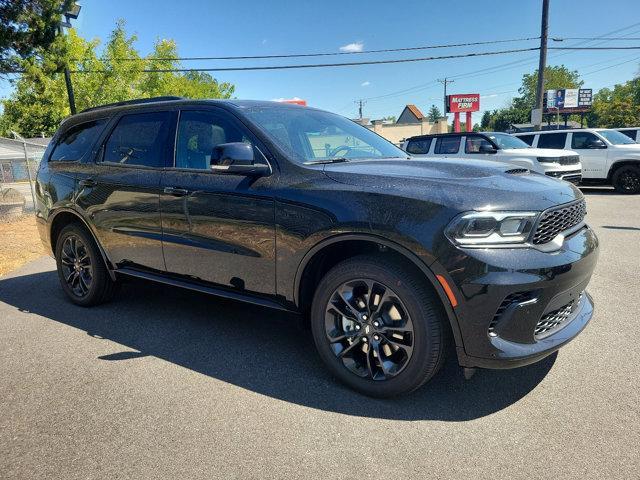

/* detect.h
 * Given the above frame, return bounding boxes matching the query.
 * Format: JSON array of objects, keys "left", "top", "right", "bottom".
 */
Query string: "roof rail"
[{"left": 80, "top": 96, "right": 185, "bottom": 114}]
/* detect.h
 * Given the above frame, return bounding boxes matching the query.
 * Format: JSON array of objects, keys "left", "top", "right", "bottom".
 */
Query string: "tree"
[
  {"left": 480, "top": 65, "right": 583, "bottom": 131},
  {"left": 381, "top": 115, "right": 396, "bottom": 123},
  {"left": 427, "top": 104, "right": 442, "bottom": 122},
  {"left": 0, "top": 0, "right": 74, "bottom": 75},
  {"left": 0, "top": 20, "right": 235, "bottom": 137},
  {"left": 587, "top": 78, "right": 640, "bottom": 127}
]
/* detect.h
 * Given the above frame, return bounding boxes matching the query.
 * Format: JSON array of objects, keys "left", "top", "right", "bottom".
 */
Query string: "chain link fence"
[{"left": 0, "top": 136, "right": 49, "bottom": 213}]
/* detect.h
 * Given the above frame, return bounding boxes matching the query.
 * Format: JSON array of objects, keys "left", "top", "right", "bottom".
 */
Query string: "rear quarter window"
[
  {"left": 517, "top": 134, "right": 535, "bottom": 146},
  {"left": 49, "top": 119, "right": 108, "bottom": 162},
  {"left": 406, "top": 138, "right": 432, "bottom": 154},
  {"left": 537, "top": 133, "right": 567, "bottom": 149},
  {"left": 619, "top": 129, "right": 638, "bottom": 141}
]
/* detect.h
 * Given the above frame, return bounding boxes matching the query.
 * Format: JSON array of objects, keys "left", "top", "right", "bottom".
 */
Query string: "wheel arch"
[
  {"left": 607, "top": 159, "right": 640, "bottom": 181},
  {"left": 49, "top": 208, "right": 116, "bottom": 280},
  {"left": 294, "top": 233, "right": 464, "bottom": 349}
]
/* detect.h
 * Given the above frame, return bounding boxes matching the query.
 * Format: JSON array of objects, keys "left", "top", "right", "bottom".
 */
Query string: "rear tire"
[
  {"left": 612, "top": 165, "right": 640, "bottom": 194},
  {"left": 310, "top": 255, "right": 447, "bottom": 397},
  {"left": 55, "top": 224, "right": 118, "bottom": 307}
]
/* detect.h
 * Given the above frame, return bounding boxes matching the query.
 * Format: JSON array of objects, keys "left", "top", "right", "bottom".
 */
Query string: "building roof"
[{"left": 404, "top": 104, "right": 424, "bottom": 120}]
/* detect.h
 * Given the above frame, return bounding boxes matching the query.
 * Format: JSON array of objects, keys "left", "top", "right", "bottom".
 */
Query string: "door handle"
[
  {"left": 79, "top": 178, "right": 97, "bottom": 188},
  {"left": 163, "top": 187, "right": 189, "bottom": 196}
]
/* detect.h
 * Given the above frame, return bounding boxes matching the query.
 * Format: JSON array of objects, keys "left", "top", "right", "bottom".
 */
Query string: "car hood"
[
  {"left": 501, "top": 147, "right": 578, "bottom": 157},
  {"left": 321, "top": 157, "right": 582, "bottom": 211}
]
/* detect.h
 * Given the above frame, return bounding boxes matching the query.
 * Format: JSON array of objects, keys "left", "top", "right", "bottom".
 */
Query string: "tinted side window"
[
  {"left": 571, "top": 132, "right": 599, "bottom": 149},
  {"left": 103, "top": 112, "right": 174, "bottom": 167},
  {"left": 434, "top": 136, "right": 460, "bottom": 154},
  {"left": 465, "top": 136, "right": 493, "bottom": 153},
  {"left": 175, "top": 110, "right": 253, "bottom": 169},
  {"left": 50, "top": 119, "right": 107, "bottom": 162},
  {"left": 619, "top": 129, "right": 638, "bottom": 140},
  {"left": 406, "top": 138, "right": 432, "bottom": 154},
  {"left": 518, "top": 134, "right": 535, "bottom": 146},
  {"left": 537, "top": 133, "right": 567, "bottom": 149}
]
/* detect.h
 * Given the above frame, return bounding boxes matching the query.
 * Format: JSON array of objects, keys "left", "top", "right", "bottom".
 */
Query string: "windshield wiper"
[{"left": 303, "top": 158, "right": 349, "bottom": 165}]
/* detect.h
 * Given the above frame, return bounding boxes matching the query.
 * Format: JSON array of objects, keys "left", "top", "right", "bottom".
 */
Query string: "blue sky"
[{"left": 3, "top": 0, "right": 640, "bottom": 121}]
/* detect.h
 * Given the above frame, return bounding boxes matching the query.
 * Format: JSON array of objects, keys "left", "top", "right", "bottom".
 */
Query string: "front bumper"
[
  {"left": 545, "top": 170, "right": 582, "bottom": 185},
  {"left": 435, "top": 225, "right": 599, "bottom": 369}
]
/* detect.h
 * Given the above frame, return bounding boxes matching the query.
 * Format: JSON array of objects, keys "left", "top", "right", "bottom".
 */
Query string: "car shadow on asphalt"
[{"left": 0, "top": 269, "right": 557, "bottom": 422}]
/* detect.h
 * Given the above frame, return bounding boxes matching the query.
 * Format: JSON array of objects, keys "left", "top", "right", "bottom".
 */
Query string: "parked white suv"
[
  {"left": 401, "top": 132, "right": 582, "bottom": 184},
  {"left": 514, "top": 129, "right": 640, "bottom": 194}
]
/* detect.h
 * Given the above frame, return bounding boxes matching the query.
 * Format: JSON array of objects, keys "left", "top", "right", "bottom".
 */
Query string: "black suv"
[{"left": 35, "top": 97, "right": 598, "bottom": 397}]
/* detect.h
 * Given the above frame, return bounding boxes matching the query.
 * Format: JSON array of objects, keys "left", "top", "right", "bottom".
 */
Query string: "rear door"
[
  {"left": 569, "top": 131, "right": 607, "bottom": 179},
  {"left": 160, "top": 108, "right": 276, "bottom": 295},
  {"left": 433, "top": 136, "right": 462, "bottom": 157},
  {"left": 76, "top": 109, "right": 177, "bottom": 271}
]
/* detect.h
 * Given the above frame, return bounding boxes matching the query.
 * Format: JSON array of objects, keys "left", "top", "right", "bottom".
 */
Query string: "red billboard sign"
[{"left": 447, "top": 94, "right": 480, "bottom": 113}]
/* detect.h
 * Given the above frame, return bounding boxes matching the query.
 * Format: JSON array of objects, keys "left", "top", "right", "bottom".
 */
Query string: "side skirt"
[{"left": 115, "top": 267, "right": 294, "bottom": 313}]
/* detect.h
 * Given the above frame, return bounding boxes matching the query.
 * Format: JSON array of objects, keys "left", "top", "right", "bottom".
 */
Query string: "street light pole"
[
  {"left": 59, "top": 4, "right": 82, "bottom": 115},
  {"left": 534, "top": 0, "right": 550, "bottom": 131}
]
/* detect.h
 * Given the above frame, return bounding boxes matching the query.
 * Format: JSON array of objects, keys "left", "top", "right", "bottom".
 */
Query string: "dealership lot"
[{"left": 0, "top": 187, "right": 638, "bottom": 480}]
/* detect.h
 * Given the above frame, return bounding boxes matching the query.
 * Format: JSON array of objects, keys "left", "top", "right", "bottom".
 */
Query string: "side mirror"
[
  {"left": 479, "top": 144, "right": 498, "bottom": 154},
  {"left": 210, "top": 142, "right": 270, "bottom": 176},
  {"left": 587, "top": 139, "right": 606, "bottom": 149}
]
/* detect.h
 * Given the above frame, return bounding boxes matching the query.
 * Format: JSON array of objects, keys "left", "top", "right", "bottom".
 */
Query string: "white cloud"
[
  {"left": 262, "top": 39, "right": 268, "bottom": 45},
  {"left": 339, "top": 42, "right": 364, "bottom": 53},
  {"left": 361, "top": 81, "right": 370, "bottom": 87},
  {"left": 272, "top": 96, "right": 303, "bottom": 102}
]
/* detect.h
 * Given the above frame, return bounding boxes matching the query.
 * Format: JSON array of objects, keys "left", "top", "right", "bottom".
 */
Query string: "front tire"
[
  {"left": 55, "top": 224, "right": 117, "bottom": 307},
  {"left": 612, "top": 165, "right": 640, "bottom": 194},
  {"left": 310, "top": 255, "right": 447, "bottom": 397}
]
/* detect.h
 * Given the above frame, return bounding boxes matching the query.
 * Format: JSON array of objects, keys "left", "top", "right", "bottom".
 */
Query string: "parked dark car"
[{"left": 35, "top": 97, "right": 599, "bottom": 397}]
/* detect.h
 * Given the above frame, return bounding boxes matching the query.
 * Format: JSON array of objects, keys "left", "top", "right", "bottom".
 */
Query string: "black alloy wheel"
[
  {"left": 55, "top": 224, "right": 118, "bottom": 307},
  {"left": 613, "top": 165, "right": 640, "bottom": 194},
  {"left": 60, "top": 234, "right": 93, "bottom": 298},
  {"left": 311, "top": 255, "right": 447, "bottom": 397},
  {"left": 324, "top": 279, "right": 414, "bottom": 380}
]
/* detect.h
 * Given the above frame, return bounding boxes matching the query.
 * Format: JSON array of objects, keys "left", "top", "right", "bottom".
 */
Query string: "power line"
[
  {"left": 549, "top": 46, "right": 640, "bottom": 50},
  {"left": 552, "top": 36, "right": 640, "bottom": 41},
  {"left": 66, "top": 36, "right": 541, "bottom": 63},
  {"left": 61, "top": 47, "right": 541, "bottom": 74}
]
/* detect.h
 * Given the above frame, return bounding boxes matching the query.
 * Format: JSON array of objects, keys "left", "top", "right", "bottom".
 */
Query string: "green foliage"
[
  {"left": 0, "top": 0, "right": 74, "bottom": 74},
  {"left": 381, "top": 115, "right": 397, "bottom": 123},
  {"left": 1, "top": 20, "right": 235, "bottom": 137},
  {"left": 587, "top": 78, "right": 640, "bottom": 128},
  {"left": 427, "top": 104, "right": 442, "bottom": 122},
  {"left": 481, "top": 65, "right": 583, "bottom": 131}
]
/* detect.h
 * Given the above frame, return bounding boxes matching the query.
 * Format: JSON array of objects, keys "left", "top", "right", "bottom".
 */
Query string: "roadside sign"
[
  {"left": 544, "top": 88, "right": 592, "bottom": 113},
  {"left": 446, "top": 94, "right": 480, "bottom": 113},
  {"left": 531, "top": 108, "right": 543, "bottom": 125}
]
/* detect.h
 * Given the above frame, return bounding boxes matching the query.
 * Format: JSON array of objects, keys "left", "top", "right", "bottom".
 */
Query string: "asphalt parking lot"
[{"left": 0, "top": 187, "right": 638, "bottom": 479}]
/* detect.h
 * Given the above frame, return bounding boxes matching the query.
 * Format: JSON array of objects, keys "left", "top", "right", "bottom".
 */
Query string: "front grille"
[
  {"left": 534, "top": 293, "right": 583, "bottom": 339},
  {"left": 488, "top": 291, "right": 534, "bottom": 336},
  {"left": 559, "top": 155, "right": 580, "bottom": 165},
  {"left": 532, "top": 199, "right": 587, "bottom": 245}
]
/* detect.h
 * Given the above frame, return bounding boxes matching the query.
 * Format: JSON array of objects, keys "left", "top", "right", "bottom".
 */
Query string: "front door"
[
  {"left": 569, "top": 131, "right": 607, "bottom": 179},
  {"left": 76, "top": 110, "right": 176, "bottom": 271},
  {"left": 160, "top": 108, "right": 276, "bottom": 295}
]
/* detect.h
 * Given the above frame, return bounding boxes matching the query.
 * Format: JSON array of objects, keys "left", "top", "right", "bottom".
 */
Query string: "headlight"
[
  {"left": 537, "top": 156, "right": 560, "bottom": 163},
  {"left": 445, "top": 211, "right": 538, "bottom": 246}
]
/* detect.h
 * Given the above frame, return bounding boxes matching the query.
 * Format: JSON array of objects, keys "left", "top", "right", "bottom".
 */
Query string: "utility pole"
[
  {"left": 534, "top": 0, "right": 549, "bottom": 131},
  {"left": 355, "top": 99, "right": 366, "bottom": 119},
  {"left": 437, "top": 78, "right": 454, "bottom": 120}
]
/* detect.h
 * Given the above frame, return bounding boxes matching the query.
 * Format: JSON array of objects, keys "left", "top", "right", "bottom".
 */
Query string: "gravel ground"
[{"left": 0, "top": 187, "right": 638, "bottom": 480}]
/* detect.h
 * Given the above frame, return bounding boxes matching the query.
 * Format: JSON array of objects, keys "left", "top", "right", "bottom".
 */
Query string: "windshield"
[
  {"left": 243, "top": 105, "right": 408, "bottom": 163},
  {"left": 485, "top": 132, "right": 531, "bottom": 149},
  {"left": 596, "top": 129, "right": 637, "bottom": 145}
]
